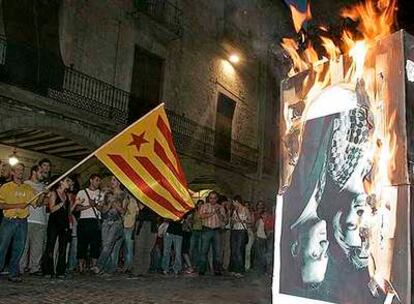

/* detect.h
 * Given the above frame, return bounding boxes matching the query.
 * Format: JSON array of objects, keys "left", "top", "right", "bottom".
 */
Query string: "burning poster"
[{"left": 273, "top": 1, "right": 412, "bottom": 304}]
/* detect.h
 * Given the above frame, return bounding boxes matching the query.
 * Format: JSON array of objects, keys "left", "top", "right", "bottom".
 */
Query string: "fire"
[
  {"left": 341, "top": 0, "right": 397, "bottom": 44},
  {"left": 289, "top": 3, "right": 311, "bottom": 33},
  {"left": 282, "top": 0, "right": 396, "bottom": 80},
  {"left": 320, "top": 36, "right": 341, "bottom": 60},
  {"left": 348, "top": 40, "right": 368, "bottom": 80},
  {"left": 281, "top": 0, "right": 400, "bottom": 297}
]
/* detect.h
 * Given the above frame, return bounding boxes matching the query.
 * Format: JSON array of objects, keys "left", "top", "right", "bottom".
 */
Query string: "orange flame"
[
  {"left": 320, "top": 36, "right": 341, "bottom": 59},
  {"left": 289, "top": 3, "right": 312, "bottom": 33},
  {"left": 282, "top": 0, "right": 397, "bottom": 79},
  {"left": 341, "top": 0, "right": 397, "bottom": 45}
]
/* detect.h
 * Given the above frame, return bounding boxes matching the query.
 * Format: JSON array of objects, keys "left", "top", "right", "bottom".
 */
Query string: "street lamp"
[{"left": 228, "top": 54, "right": 240, "bottom": 64}]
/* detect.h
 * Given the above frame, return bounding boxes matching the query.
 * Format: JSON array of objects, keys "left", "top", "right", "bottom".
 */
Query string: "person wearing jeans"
[
  {"left": 94, "top": 188, "right": 125, "bottom": 274},
  {"left": 162, "top": 220, "right": 183, "bottom": 275},
  {"left": 198, "top": 191, "right": 226, "bottom": 275},
  {"left": 229, "top": 195, "right": 251, "bottom": 278},
  {"left": 189, "top": 200, "right": 203, "bottom": 270},
  {"left": 113, "top": 192, "right": 137, "bottom": 273},
  {"left": 20, "top": 165, "right": 46, "bottom": 275},
  {"left": 133, "top": 206, "right": 157, "bottom": 276},
  {"left": 0, "top": 163, "right": 37, "bottom": 282}
]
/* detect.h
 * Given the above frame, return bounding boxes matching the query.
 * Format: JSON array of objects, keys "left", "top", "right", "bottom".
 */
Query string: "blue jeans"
[
  {"left": 0, "top": 218, "right": 27, "bottom": 277},
  {"left": 190, "top": 230, "right": 202, "bottom": 269},
  {"left": 97, "top": 220, "right": 123, "bottom": 273},
  {"left": 123, "top": 228, "right": 134, "bottom": 271},
  {"left": 230, "top": 229, "right": 247, "bottom": 273},
  {"left": 162, "top": 233, "right": 183, "bottom": 274},
  {"left": 68, "top": 236, "right": 78, "bottom": 271},
  {"left": 199, "top": 228, "right": 221, "bottom": 273},
  {"left": 111, "top": 227, "right": 135, "bottom": 272}
]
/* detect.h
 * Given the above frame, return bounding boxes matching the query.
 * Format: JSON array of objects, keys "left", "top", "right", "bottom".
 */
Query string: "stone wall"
[
  {"left": 55, "top": 0, "right": 290, "bottom": 202},
  {"left": 0, "top": 0, "right": 353, "bottom": 204}
]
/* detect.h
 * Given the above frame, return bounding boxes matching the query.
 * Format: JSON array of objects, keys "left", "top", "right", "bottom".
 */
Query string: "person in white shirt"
[
  {"left": 73, "top": 174, "right": 103, "bottom": 273},
  {"left": 229, "top": 195, "right": 251, "bottom": 278},
  {"left": 19, "top": 165, "right": 47, "bottom": 275}
]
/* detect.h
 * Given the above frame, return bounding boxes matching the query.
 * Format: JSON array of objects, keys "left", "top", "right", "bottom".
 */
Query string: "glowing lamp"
[
  {"left": 8, "top": 150, "right": 19, "bottom": 166},
  {"left": 228, "top": 54, "right": 240, "bottom": 64}
]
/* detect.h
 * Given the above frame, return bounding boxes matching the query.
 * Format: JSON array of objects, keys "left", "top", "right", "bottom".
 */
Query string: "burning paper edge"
[
  {"left": 272, "top": 195, "right": 336, "bottom": 304},
  {"left": 304, "top": 83, "right": 358, "bottom": 121}
]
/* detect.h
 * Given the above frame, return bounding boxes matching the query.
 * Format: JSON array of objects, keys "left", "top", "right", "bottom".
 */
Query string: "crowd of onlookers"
[{"left": 0, "top": 158, "right": 275, "bottom": 283}]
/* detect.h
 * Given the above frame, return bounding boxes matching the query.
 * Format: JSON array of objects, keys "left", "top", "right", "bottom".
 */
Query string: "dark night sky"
[{"left": 397, "top": 0, "right": 414, "bottom": 34}]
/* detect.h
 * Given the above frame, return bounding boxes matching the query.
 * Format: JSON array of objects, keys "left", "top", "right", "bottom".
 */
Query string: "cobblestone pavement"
[{"left": 0, "top": 272, "right": 271, "bottom": 304}]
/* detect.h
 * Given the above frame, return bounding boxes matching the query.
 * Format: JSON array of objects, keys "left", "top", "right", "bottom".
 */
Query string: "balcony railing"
[
  {"left": 0, "top": 38, "right": 129, "bottom": 124},
  {"left": 167, "top": 111, "right": 258, "bottom": 173},
  {"left": 131, "top": 0, "right": 183, "bottom": 38},
  {"left": 0, "top": 38, "right": 258, "bottom": 173},
  {"left": 49, "top": 67, "right": 129, "bottom": 125}
]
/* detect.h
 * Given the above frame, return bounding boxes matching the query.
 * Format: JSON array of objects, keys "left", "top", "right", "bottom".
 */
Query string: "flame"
[
  {"left": 281, "top": 0, "right": 400, "bottom": 294},
  {"left": 289, "top": 3, "right": 312, "bottom": 33},
  {"left": 320, "top": 36, "right": 341, "bottom": 60},
  {"left": 349, "top": 41, "right": 368, "bottom": 80},
  {"left": 282, "top": 0, "right": 396, "bottom": 80},
  {"left": 341, "top": 0, "right": 396, "bottom": 44}
]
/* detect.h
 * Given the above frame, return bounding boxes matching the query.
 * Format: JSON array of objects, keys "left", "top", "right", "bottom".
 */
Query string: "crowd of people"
[{"left": 0, "top": 159, "right": 275, "bottom": 283}]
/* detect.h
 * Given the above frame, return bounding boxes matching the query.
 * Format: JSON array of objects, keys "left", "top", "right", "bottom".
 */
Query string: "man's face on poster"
[
  {"left": 344, "top": 194, "right": 370, "bottom": 248},
  {"left": 333, "top": 194, "right": 371, "bottom": 269},
  {"left": 296, "top": 219, "right": 329, "bottom": 284}
]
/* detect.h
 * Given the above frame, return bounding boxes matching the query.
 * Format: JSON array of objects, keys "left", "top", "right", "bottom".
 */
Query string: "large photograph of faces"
[{"left": 273, "top": 42, "right": 412, "bottom": 304}]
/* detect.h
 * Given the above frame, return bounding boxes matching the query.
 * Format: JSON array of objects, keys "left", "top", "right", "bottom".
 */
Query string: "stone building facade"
[{"left": 0, "top": 0, "right": 297, "bottom": 203}]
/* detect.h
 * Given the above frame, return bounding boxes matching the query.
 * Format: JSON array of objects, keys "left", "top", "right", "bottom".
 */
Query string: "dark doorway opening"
[
  {"left": 214, "top": 93, "right": 236, "bottom": 161},
  {"left": 128, "top": 46, "right": 164, "bottom": 123}
]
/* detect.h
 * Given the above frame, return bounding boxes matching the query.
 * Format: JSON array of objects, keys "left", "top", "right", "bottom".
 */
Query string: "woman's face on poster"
[{"left": 297, "top": 219, "right": 329, "bottom": 284}]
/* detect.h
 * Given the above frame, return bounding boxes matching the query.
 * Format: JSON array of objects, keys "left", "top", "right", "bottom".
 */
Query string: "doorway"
[
  {"left": 214, "top": 93, "right": 236, "bottom": 161},
  {"left": 128, "top": 46, "right": 164, "bottom": 123}
]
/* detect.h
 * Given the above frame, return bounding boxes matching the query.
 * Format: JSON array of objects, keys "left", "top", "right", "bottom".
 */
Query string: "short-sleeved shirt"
[
  {"left": 199, "top": 203, "right": 225, "bottom": 229},
  {"left": 24, "top": 180, "right": 47, "bottom": 225},
  {"left": 231, "top": 206, "right": 250, "bottom": 230},
  {"left": 0, "top": 181, "right": 36, "bottom": 219},
  {"left": 76, "top": 188, "right": 102, "bottom": 219}
]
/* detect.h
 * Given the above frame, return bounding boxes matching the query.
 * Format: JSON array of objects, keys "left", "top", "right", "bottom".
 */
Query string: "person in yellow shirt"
[{"left": 0, "top": 163, "right": 42, "bottom": 282}]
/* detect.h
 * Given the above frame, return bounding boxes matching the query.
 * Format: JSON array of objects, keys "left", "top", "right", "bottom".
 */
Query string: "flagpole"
[{"left": 28, "top": 103, "right": 166, "bottom": 203}]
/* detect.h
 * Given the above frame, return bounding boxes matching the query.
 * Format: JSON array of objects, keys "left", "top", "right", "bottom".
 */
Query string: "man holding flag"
[{"left": 0, "top": 163, "right": 46, "bottom": 282}]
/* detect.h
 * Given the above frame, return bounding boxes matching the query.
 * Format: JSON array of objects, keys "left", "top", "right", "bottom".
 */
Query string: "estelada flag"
[{"left": 95, "top": 103, "right": 194, "bottom": 220}]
